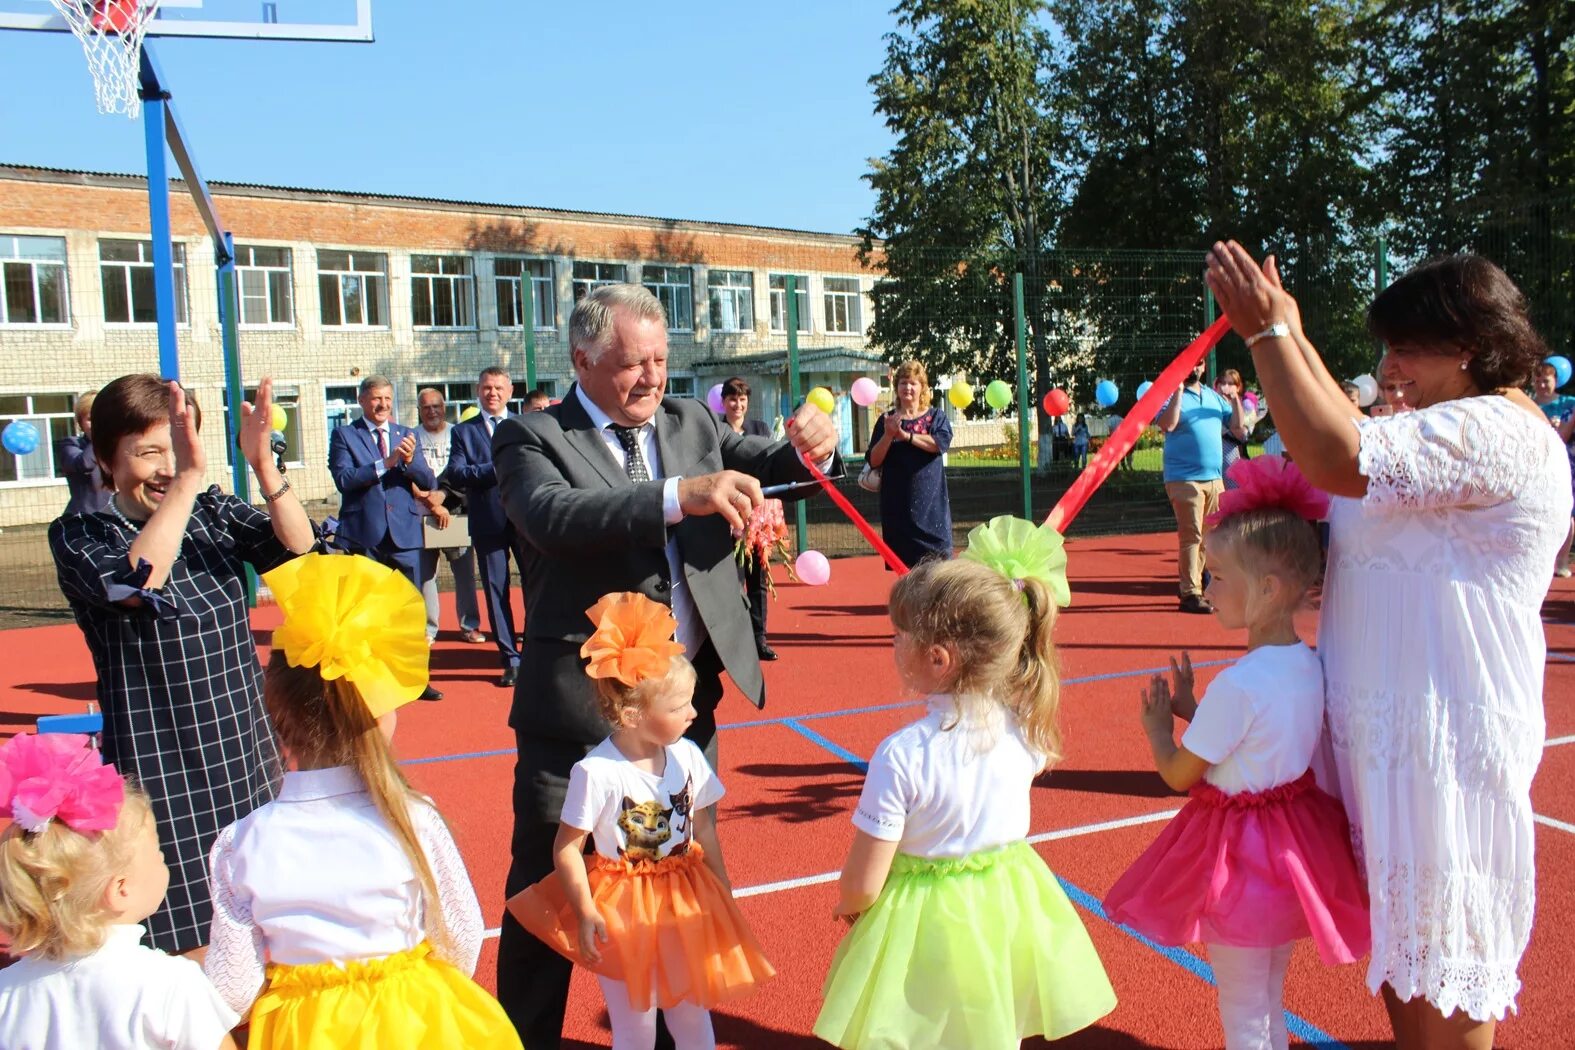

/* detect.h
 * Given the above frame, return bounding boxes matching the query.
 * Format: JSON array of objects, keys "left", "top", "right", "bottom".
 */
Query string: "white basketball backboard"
[{"left": 0, "top": 0, "right": 373, "bottom": 41}]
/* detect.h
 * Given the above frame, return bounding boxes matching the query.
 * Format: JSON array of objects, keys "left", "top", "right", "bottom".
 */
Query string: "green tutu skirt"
[{"left": 815, "top": 840, "right": 1116, "bottom": 1049}]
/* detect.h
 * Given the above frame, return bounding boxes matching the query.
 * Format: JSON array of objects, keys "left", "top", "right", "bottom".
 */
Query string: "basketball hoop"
[{"left": 50, "top": 0, "right": 163, "bottom": 117}]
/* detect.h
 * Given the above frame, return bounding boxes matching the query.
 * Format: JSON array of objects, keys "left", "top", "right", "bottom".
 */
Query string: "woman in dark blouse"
[
  {"left": 48, "top": 374, "right": 316, "bottom": 956},
  {"left": 721, "top": 376, "right": 777, "bottom": 660},
  {"left": 868, "top": 360, "right": 954, "bottom": 568}
]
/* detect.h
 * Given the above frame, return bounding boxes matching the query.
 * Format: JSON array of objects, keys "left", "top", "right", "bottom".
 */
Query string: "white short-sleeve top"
[
  {"left": 1181, "top": 642, "right": 1325, "bottom": 794},
  {"left": 561, "top": 737, "right": 724, "bottom": 862}
]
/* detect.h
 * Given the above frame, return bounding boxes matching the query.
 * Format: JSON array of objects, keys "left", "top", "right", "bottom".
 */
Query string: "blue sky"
[{"left": 0, "top": 1, "right": 898, "bottom": 234}]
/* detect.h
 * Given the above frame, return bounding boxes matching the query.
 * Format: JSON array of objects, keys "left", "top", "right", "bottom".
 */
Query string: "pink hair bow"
[
  {"left": 0, "top": 733, "right": 125, "bottom": 835},
  {"left": 1206, "top": 456, "right": 1330, "bottom": 527}
]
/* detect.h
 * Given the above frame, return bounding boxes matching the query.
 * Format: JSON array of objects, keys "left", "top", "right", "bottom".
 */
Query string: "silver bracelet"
[{"left": 262, "top": 478, "right": 292, "bottom": 503}]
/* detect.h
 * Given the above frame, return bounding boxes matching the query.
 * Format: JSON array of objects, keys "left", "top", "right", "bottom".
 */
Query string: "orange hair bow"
[{"left": 580, "top": 592, "right": 685, "bottom": 687}]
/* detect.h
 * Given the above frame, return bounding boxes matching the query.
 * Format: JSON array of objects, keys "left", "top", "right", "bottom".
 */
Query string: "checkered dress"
[{"left": 49, "top": 487, "right": 308, "bottom": 953}]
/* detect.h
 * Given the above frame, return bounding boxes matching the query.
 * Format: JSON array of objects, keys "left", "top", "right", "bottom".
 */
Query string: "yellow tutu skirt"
[
  {"left": 507, "top": 843, "right": 775, "bottom": 1010},
  {"left": 247, "top": 942, "right": 522, "bottom": 1050}
]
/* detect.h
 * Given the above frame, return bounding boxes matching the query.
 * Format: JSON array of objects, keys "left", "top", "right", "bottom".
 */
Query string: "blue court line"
[
  {"left": 398, "top": 658, "right": 1235, "bottom": 767},
  {"left": 782, "top": 719, "right": 869, "bottom": 772}
]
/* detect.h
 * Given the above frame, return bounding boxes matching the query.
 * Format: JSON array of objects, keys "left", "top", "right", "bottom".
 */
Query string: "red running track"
[{"left": 4, "top": 532, "right": 1573, "bottom": 1048}]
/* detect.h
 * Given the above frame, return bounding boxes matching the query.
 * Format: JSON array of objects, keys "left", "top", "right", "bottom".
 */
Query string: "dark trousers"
[
  {"left": 352, "top": 540, "right": 421, "bottom": 589},
  {"left": 496, "top": 642, "right": 723, "bottom": 1049},
  {"left": 743, "top": 559, "right": 768, "bottom": 648},
  {"left": 476, "top": 531, "right": 526, "bottom": 668}
]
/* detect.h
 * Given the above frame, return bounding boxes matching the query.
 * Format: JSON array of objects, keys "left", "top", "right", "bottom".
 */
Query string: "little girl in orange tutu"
[
  {"left": 1103, "top": 456, "right": 1370, "bottom": 1050},
  {"left": 508, "top": 592, "right": 774, "bottom": 1049}
]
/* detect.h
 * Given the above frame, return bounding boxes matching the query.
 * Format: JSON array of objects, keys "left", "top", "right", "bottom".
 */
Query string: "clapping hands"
[{"left": 1141, "top": 652, "right": 1198, "bottom": 736}]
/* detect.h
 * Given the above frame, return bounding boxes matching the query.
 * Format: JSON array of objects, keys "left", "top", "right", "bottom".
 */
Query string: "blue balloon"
[
  {"left": 1095, "top": 379, "right": 1120, "bottom": 408},
  {"left": 1548, "top": 355, "right": 1573, "bottom": 388},
  {"left": 1136, "top": 381, "right": 1154, "bottom": 401},
  {"left": 2, "top": 420, "right": 39, "bottom": 457}
]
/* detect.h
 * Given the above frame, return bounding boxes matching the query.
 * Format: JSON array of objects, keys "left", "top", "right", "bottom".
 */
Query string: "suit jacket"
[
  {"left": 495, "top": 388, "right": 832, "bottom": 744},
  {"left": 446, "top": 414, "right": 516, "bottom": 547},
  {"left": 328, "top": 418, "right": 437, "bottom": 551},
  {"left": 740, "top": 418, "right": 771, "bottom": 439},
  {"left": 56, "top": 433, "right": 110, "bottom": 516}
]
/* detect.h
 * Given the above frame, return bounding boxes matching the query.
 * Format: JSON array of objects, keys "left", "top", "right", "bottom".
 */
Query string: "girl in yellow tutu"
[
  {"left": 507, "top": 592, "right": 774, "bottom": 1049},
  {"left": 201, "top": 553, "right": 521, "bottom": 1050},
  {"left": 815, "top": 518, "right": 1117, "bottom": 1049}
]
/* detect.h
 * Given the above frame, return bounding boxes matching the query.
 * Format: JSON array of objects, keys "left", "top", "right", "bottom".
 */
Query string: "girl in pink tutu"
[{"left": 1104, "top": 456, "right": 1369, "bottom": 1050}]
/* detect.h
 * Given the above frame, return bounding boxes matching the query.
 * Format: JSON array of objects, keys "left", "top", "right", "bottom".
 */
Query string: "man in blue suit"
[
  {"left": 447, "top": 366, "right": 525, "bottom": 688},
  {"left": 328, "top": 374, "right": 442, "bottom": 701}
]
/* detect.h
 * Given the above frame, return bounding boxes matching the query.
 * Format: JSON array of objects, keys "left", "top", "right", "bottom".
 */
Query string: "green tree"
[{"left": 859, "top": 0, "right": 1072, "bottom": 429}]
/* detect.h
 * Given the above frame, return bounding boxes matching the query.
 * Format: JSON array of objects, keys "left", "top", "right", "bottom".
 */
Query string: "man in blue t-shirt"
[{"left": 1157, "top": 361, "right": 1247, "bottom": 613}]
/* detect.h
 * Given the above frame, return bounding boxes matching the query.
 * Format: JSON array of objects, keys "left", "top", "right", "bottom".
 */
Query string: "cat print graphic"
[{"left": 615, "top": 772, "right": 696, "bottom": 862}]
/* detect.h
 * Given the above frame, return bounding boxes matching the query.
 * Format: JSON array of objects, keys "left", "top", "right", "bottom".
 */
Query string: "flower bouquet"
[{"left": 732, "top": 498, "right": 797, "bottom": 598}]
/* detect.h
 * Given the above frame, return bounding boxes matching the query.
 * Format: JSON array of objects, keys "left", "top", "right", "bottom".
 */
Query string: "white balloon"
[{"left": 1354, "top": 374, "right": 1379, "bottom": 408}]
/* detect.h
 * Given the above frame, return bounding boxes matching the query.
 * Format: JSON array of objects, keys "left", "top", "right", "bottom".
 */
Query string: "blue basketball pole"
[{"left": 140, "top": 58, "right": 179, "bottom": 381}]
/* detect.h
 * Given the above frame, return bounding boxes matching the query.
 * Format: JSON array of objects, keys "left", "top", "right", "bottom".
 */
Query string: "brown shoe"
[{"left": 461, "top": 629, "right": 487, "bottom": 644}]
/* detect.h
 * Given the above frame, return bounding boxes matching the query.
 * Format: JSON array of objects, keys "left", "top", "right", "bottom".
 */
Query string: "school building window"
[
  {"left": 823, "top": 276, "right": 862, "bottom": 334},
  {"left": 317, "top": 250, "right": 388, "bottom": 328},
  {"left": 416, "top": 379, "right": 529, "bottom": 421},
  {"left": 641, "top": 265, "right": 693, "bottom": 331},
  {"left": 1, "top": 235, "right": 69, "bottom": 326},
  {"left": 235, "top": 244, "right": 294, "bottom": 327},
  {"left": 769, "top": 273, "right": 810, "bottom": 334},
  {"left": 0, "top": 392, "right": 76, "bottom": 486},
  {"left": 100, "top": 239, "right": 188, "bottom": 325},
  {"left": 708, "top": 269, "right": 753, "bottom": 333},
  {"left": 411, "top": 254, "right": 475, "bottom": 328},
  {"left": 324, "top": 384, "right": 362, "bottom": 434},
  {"left": 572, "top": 261, "right": 626, "bottom": 302},
  {"left": 667, "top": 374, "right": 697, "bottom": 399},
  {"left": 221, "top": 384, "right": 304, "bottom": 467},
  {"left": 495, "top": 258, "right": 555, "bottom": 329}
]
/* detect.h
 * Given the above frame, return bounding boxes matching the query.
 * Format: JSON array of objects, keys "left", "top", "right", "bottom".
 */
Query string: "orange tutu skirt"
[{"left": 506, "top": 843, "right": 775, "bottom": 1011}]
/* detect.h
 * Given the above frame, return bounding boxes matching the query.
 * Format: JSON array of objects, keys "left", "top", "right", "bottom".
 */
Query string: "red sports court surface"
[{"left": 5, "top": 532, "right": 1573, "bottom": 1048}]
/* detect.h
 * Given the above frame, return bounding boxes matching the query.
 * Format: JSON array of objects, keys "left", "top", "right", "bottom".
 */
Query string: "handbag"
[{"left": 858, "top": 460, "right": 882, "bottom": 493}]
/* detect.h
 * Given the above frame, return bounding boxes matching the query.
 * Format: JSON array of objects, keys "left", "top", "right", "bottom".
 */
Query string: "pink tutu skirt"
[{"left": 1103, "top": 770, "right": 1370, "bottom": 964}]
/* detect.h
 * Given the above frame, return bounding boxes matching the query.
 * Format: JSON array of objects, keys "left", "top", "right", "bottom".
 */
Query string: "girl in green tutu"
[{"left": 815, "top": 518, "right": 1117, "bottom": 1049}]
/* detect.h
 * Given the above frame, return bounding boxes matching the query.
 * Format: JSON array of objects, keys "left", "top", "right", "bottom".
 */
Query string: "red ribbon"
[
  {"left": 1046, "top": 316, "right": 1233, "bottom": 534},
  {"left": 788, "top": 423, "right": 910, "bottom": 575}
]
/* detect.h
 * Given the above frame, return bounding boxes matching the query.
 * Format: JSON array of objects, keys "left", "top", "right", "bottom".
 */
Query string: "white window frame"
[
  {"left": 1, "top": 235, "right": 70, "bottom": 327},
  {"left": 641, "top": 264, "right": 693, "bottom": 332},
  {"left": 768, "top": 273, "right": 811, "bottom": 334},
  {"left": 100, "top": 239, "right": 188, "bottom": 326},
  {"left": 824, "top": 276, "right": 862, "bottom": 334},
  {"left": 317, "top": 249, "right": 389, "bottom": 328},
  {"left": 411, "top": 254, "right": 476, "bottom": 329},
  {"left": 572, "top": 261, "right": 627, "bottom": 302},
  {"left": 495, "top": 258, "right": 555, "bottom": 330},
  {"left": 666, "top": 373, "right": 697, "bottom": 399},
  {"left": 708, "top": 269, "right": 754, "bottom": 333},
  {"left": 235, "top": 244, "right": 294, "bottom": 328},
  {"left": 0, "top": 391, "right": 77, "bottom": 488},
  {"left": 324, "top": 383, "right": 362, "bottom": 434}
]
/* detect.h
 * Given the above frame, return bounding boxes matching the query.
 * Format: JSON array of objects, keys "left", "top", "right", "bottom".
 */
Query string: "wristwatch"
[{"left": 1245, "top": 322, "right": 1291, "bottom": 348}]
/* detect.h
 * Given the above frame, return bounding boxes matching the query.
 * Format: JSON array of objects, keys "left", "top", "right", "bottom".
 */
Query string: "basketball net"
[{"left": 50, "top": 0, "right": 164, "bottom": 117}]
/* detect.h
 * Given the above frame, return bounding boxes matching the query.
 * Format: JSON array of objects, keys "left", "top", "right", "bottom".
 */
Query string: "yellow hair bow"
[
  {"left": 264, "top": 554, "right": 430, "bottom": 719},
  {"left": 580, "top": 592, "right": 684, "bottom": 687}
]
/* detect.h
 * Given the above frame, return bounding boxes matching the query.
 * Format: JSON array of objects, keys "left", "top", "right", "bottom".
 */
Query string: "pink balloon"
[
  {"left": 706, "top": 384, "right": 726, "bottom": 414},
  {"left": 851, "top": 376, "right": 881, "bottom": 407},
  {"left": 795, "top": 549, "right": 831, "bottom": 586}
]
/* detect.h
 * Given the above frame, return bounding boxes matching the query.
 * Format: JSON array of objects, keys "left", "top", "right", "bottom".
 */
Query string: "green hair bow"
[{"left": 961, "top": 515, "right": 1071, "bottom": 608}]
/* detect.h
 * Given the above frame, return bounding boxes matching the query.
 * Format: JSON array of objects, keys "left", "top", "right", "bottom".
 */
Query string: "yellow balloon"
[
  {"left": 807, "top": 387, "right": 836, "bottom": 414},
  {"left": 948, "top": 381, "right": 974, "bottom": 410},
  {"left": 269, "top": 404, "right": 288, "bottom": 431},
  {"left": 459, "top": 406, "right": 480, "bottom": 422}
]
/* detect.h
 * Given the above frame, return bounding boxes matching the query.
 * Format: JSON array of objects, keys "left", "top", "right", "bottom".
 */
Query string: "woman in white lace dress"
[{"left": 1205, "top": 245, "right": 1568, "bottom": 1050}]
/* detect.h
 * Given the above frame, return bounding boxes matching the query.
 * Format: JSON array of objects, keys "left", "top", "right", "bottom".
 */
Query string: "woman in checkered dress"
[{"left": 48, "top": 374, "right": 317, "bottom": 955}]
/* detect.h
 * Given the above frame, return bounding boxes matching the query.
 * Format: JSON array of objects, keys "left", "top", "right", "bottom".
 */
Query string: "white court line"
[
  {"left": 481, "top": 807, "right": 1183, "bottom": 939},
  {"left": 1547, "top": 734, "right": 1575, "bottom": 748},
  {"left": 1535, "top": 814, "right": 1575, "bottom": 835}
]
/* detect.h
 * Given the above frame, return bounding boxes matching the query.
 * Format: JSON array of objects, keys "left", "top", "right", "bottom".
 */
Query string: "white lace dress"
[{"left": 1320, "top": 394, "right": 1571, "bottom": 1021}]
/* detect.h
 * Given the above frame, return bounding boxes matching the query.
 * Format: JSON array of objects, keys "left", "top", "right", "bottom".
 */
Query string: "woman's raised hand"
[
  {"left": 168, "top": 380, "right": 206, "bottom": 479},
  {"left": 1204, "top": 241, "right": 1299, "bottom": 341},
  {"left": 237, "top": 376, "right": 277, "bottom": 473},
  {"left": 882, "top": 411, "right": 905, "bottom": 441}
]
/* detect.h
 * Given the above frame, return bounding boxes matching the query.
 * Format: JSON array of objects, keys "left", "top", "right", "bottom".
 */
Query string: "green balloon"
[{"left": 984, "top": 380, "right": 1013, "bottom": 411}]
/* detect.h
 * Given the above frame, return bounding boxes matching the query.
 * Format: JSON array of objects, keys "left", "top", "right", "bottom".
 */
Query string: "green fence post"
[
  {"left": 1204, "top": 286, "right": 1218, "bottom": 382},
  {"left": 522, "top": 277, "right": 537, "bottom": 391},
  {"left": 1375, "top": 235, "right": 1388, "bottom": 298},
  {"left": 1013, "top": 273, "right": 1031, "bottom": 520},
  {"left": 215, "top": 234, "right": 255, "bottom": 606},
  {"left": 785, "top": 276, "right": 807, "bottom": 551}
]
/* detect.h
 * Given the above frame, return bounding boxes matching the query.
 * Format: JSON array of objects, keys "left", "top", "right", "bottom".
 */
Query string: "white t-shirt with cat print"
[{"left": 561, "top": 737, "right": 724, "bottom": 862}]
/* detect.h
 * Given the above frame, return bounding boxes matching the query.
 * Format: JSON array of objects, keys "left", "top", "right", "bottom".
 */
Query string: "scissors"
[{"left": 759, "top": 473, "right": 845, "bottom": 497}]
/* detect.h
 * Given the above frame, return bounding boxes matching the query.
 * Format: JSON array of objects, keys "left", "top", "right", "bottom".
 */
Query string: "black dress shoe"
[
  {"left": 419, "top": 685, "right": 443, "bottom": 702},
  {"left": 500, "top": 666, "right": 518, "bottom": 687},
  {"left": 1178, "top": 594, "right": 1214, "bottom": 614},
  {"left": 756, "top": 643, "right": 778, "bottom": 661}
]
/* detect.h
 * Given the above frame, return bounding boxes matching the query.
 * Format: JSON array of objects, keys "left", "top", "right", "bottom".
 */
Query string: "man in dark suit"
[
  {"left": 492, "top": 284, "right": 838, "bottom": 1048},
  {"left": 447, "top": 366, "right": 527, "bottom": 688},
  {"left": 328, "top": 374, "right": 442, "bottom": 701},
  {"left": 57, "top": 390, "right": 111, "bottom": 516}
]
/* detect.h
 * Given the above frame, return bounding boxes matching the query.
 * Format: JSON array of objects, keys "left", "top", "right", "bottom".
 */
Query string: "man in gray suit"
[{"left": 493, "top": 283, "right": 837, "bottom": 1047}]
